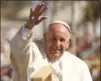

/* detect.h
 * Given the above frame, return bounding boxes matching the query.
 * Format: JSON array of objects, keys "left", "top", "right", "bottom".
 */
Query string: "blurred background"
[{"left": 1, "top": 1, "right": 100, "bottom": 81}]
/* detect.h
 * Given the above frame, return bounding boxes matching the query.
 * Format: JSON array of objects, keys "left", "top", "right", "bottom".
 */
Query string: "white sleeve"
[{"left": 21, "top": 26, "right": 33, "bottom": 40}]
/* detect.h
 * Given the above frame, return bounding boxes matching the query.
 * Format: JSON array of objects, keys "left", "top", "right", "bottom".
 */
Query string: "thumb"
[{"left": 38, "top": 16, "right": 48, "bottom": 23}]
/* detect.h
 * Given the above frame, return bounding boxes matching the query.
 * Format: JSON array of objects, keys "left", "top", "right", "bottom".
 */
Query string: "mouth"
[
  {"left": 47, "top": 47, "right": 64, "bottom": 60},
  {"left": 50, "top": 47, "right": 61, "bottom": 55}
]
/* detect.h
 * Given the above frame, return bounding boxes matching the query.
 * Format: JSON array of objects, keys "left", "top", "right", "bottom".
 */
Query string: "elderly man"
[{"left": 10, "top": 3, "right": 92, "bottom": 81}]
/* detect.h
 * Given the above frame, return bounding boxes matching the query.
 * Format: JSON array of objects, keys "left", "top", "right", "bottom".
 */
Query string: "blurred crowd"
[
  {"left": 1, "top": 41, "right": 13, "bottom": 81},
  {"left": 1, "top": 1, "right": 100, "bottom": 81},
  {"left": 75, "top": 37, "right": 100, "bottom": 81}
]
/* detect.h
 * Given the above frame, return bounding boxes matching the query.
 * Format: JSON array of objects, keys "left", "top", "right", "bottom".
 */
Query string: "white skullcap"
[{"left": 49, "top": 20, "right": 71, "bottom": 32}]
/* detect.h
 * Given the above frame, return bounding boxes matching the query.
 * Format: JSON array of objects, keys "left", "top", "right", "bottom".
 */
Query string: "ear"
[
  {"left": 66, "top": 38, "right": 72, "bottom": 50},
  {"left": 69, "top": 38, "right": 72, "bottom": 45}
]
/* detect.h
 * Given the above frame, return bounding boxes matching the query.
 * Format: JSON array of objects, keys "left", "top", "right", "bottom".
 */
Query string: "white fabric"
[
  {"left": 21, "top": 26, "right": 32, "bottom": 40},
  {"left": 49, "top": 56, "right": 63, "bottom": 81},
  {"left": 10, "top": 26, "right": 92, "bottom": 81}
]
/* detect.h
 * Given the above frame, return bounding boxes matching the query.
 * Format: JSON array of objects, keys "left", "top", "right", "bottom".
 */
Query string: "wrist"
[{"left": 25, "top": 21, "right": 35, "bottom": 29}]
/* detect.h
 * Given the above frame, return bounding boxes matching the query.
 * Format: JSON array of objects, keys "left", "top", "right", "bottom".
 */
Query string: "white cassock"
[{"left": 10, "top": 26, "right": 93, "bottom": 81}]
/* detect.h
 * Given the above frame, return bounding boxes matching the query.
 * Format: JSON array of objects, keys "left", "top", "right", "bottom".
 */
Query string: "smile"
[{"left": 51, "top": 47, "right": 61, "bottom": 54}]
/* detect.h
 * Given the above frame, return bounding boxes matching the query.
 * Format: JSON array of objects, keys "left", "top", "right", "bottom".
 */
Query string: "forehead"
[{"left": 48, "top": 23, "right": 70, "bottom": 34}]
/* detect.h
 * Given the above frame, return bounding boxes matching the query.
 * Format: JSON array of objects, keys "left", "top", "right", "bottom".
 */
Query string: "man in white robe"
[{"left": 10, "top": 3, "right": 92, "bottom": 81}]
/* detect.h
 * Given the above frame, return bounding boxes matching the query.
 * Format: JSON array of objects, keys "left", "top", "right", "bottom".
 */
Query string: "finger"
[
  {"left": 34, "top": 4, "right": 42, "bottom": 13},
  {"left": 30, "top": 3, "right": 44, "bottom": 18},
  {"left": 30, "top": 8, "right": 33, "bottom": 13},
  {"left": 29, "top": 4, "right": 41, "bottom": 19},
  {"left": 30, "top": 4, "right": 41, "bottom": 16},
  {"left": 33, "top": 4, "right": 41, "bottom": 12},
  {"left": 42, "top": 4, "right": 48, "bottom": 14},
  {"left": 40, "top": 3, "right": 48, "bottom": 13},
  {"left": 38, "top": 3, "right": 45, "bottom": 13},
  {"left": 29, "top": 8, "right": 33, "bottom": 19},
  {"left": 38, "top": 16, "right": 48, "bottom": 23},
  {"left": 38, "top": 4, "right": 48, "bottom": 16}
]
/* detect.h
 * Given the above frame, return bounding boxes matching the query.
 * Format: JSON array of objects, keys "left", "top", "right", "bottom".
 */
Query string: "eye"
[
  {"left": 51, "top": 37, "right": 56, "bottom": 42},
  {"left": 60, "top": 38, "right": 65, "bottom": 42}
]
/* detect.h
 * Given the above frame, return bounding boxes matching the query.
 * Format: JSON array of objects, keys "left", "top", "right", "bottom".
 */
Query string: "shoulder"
[
  {"left": 62, "top": 52, "right": 92, "bottom": 81},
  {"left": 63, "top": 51, "right": 88, "bottom": 68}
]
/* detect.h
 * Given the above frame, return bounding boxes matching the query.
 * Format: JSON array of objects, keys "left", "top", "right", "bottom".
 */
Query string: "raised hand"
[{"left": 25, "top": 3, "right": 48, "bottom": 29}]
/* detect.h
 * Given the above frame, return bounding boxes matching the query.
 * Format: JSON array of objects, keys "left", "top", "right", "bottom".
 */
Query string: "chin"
[
  {"left": 54, "top": 53, "right": 60, "bottom": 57},
  {"left": 47, "top": 50, "right": 63, "bottom": 61},
  {"left": 52, "top": 54, "right": 62, "bottom": 60},
  {"left": 47, "top": 54, "right": 60, "bottom": 61}
]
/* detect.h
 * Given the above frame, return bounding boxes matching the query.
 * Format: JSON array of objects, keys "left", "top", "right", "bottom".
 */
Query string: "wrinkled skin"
[{"left": 44, "top": 23, "right": 71, "bottom": 61}]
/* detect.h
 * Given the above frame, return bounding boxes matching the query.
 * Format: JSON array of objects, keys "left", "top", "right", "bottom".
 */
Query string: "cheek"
[
  {"left": 45, "top": 36, "right": 50, "bottom": 47},
  {"left": 46, "top": 40, "right": 52, "bottom": 48},
  {"left": 63, "top": 43, "right": 70, "bottom": 49}
]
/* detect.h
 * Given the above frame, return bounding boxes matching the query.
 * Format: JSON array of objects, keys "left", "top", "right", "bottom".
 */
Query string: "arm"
[
  {"left": 10, "top": 3, "right": 48, "bottom": 53},
  {"left": 10, "top": 3, "right": 48, "bottom": 81}
]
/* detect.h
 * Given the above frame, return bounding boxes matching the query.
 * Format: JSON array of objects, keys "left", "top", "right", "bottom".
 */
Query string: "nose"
[{"left": 54, "top": 40, "right": 61, "bottom": 48}]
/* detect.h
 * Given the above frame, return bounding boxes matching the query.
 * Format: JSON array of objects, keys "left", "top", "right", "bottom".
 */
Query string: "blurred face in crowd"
[{"left": 44, "top": 23, "right": 71, "bottom": 61}]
